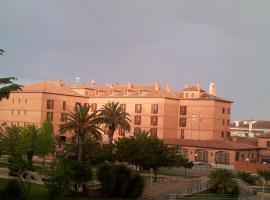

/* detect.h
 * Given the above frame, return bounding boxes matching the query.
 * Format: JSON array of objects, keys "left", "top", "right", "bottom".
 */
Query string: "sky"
[{"left": 1, "top": 0, "right": 270, "bottom": 120}]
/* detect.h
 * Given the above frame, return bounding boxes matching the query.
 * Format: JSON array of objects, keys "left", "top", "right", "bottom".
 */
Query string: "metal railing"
[{"left": 165, "top": 182, "right": 209, "bottom": 200}]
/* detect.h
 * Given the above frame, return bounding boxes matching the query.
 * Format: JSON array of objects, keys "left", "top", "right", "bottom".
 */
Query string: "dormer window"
[
  {"left": 95, "top": 91, "right": 99, "bottom": 96},
  {"left": 109, "top": 91, "right": 113, "bottom": 96},
  {"left": 139, "top": 90, "right": 143, "bottom": 96},
  {"left": 124, "top": 90, "right": 128, "bottom": 96}
]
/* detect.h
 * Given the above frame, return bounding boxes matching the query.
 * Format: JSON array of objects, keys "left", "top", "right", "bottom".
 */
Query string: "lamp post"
[{"left": 246, "top": 158, "right": 250, "bottom": 172}]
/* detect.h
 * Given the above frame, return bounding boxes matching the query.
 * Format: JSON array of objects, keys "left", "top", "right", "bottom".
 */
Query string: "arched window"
[
  {"left": 215, "top": 151, "right": 230, "bottom": 164},
  {"left": 195, "top": 149, "right": 208, "bottom": 162},
  {"left": 235, "top": 152, "right": 240, "bottom": 161}
]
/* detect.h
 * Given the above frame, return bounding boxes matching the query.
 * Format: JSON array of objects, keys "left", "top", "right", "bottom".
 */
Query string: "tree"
[
  {"left": 17, "top": 124, "right": 40, "bottom": 165},
  {"left": 98, "top": 101, "right": 131, "bottom": 145},
  {"left": 209, "top": 169, "right": 239, "bottom": 196},
  {"left": 37, "top": 120, "right": 55, "bottom": 166},
  {"left": 0, "top": 49, "right": 4, "bottom": 55},
  {"left": 115, "top": 130, "right": 180, "bottom": 181},
  {"left": 1, "top": 125, "right": 21, "bottom": 153},
  {"left": 0, "top": 49, "right": 22, "bottom": 100},
  {"left": 0, "top": 77, "right": 22, "bottom": 100},
  {"left": 45, "top": 159, "right": 93, "bottom": 199},
  {"left": 178, "top": 157, "right": 194, "bottom": 178},
  {"left": 60, "top": 103, "right": 102, "bottom": 163}
]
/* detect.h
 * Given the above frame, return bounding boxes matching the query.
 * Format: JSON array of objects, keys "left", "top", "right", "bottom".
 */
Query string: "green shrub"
[
  {"left": 209, "top": 169, "right": 239, "bottom": 196},
  {"left": 97, "top": 163, "right": 144, "bottom": 198},
  {"left": 237, "top": 171, "right": 258, "bottom": 185},
  {"left": 45, "top": 159, "right": 93, "bottom": 200},
  {"left": 128, "top": 173, "right": 145, "bottom": 198},
  {"left": 0, "top": 179, "right": 27, "bottom": 200}
]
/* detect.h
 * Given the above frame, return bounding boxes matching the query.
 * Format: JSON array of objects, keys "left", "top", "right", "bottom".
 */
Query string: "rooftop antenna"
[{"left": 75, "top": 74, "right": 80, "bottom": 85}]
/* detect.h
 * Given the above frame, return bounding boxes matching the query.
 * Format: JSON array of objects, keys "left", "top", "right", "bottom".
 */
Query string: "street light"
[{"left": 246, "top": 158, "right": 250, "bottom": 172}]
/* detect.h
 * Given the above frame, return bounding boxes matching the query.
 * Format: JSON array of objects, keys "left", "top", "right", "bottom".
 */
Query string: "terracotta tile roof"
[
  {"left": 94, "top": 83, "right": 158, "bottom": 91},
  {"left": 164, "top": 138, "right": 258, "bottom": 150},
  {"left": 16, "top": 81, "right": 85, "bottom": 97},
  {"left": 198, "top": 93, "right": 233, "bottom": 103},
  {"left": 182, "top": 86, "right": 205, "bottom": 92},
  {"left": 227, "top": 136, "right": 258, "bottom": 146},
  {"left": 90, "top": 89, "right": 179, "bottom": 99},
  {"left": 258, "top": 133, "right": 270, "bottom": 138},
  {"left": 15, "top": 81, "right": 232, "bottom": 102}
]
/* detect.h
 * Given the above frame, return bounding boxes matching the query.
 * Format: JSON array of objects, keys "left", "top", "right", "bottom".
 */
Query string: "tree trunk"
[
  {"left": 26, "top": 150, "right": 34, "bottom": 163},
  {"left": 78, "top": 134, "right": 83, "bottom": 163},
  {"left": 154, "top": 168, "right": 157, "bottom": 182},
  {"left": 42, "top": 156, "right": 46, "bottom": 167},
  {"left": 108, "top": 127, "right": 115, "bottom": 145},
  {"left": 184, "top": 168, "right": 187, "bottom": 178}
]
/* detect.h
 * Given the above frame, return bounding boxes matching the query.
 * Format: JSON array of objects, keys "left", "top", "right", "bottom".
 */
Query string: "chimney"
[
  {"left": 165, "top": 83, "right": 171, "bottom": 92},
  {"left": 155, "top": 81, "right": 160, "bottom": 91},
  {"left": 56, "top": 80, "right": 61, "bottom": 87},
  {"left": 128, "top": 82, "right": 133, "bottom": 90},
  {"left": 91, "top": 80, "right": 96, "bottom": 86},
  {"left": 209, "top": 82, "right": 216, "bottom": 96},
  {"left": 196, "top": 82, "right": 201, "bottom": 90},
  {"left": 184, "top": 83, "right": 189, "bottom": 89},
  {"left": 235, "top": 120, "right": 239, "bottom": 127},
  {"left": 249, "top": 121, "right": 256, "bottom": 132}
]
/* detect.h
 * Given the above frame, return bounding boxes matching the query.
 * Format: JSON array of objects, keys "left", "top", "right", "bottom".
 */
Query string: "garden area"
[{"left": 0, "top": 101, "right": 194, "bottom": 199}]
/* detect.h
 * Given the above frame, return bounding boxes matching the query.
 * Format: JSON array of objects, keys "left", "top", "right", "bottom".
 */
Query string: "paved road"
[{"left": 141, "top": 176, "right": 209, "bottom": 199}]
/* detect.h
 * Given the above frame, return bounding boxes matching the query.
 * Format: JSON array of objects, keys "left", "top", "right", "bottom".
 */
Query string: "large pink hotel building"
[{"left": 1, "top": 80, "right": 270, "bottom": 168}]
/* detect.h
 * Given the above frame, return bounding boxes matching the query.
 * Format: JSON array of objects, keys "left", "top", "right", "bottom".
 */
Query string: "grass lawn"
[
  {"left": 157, "top": 171, "right": 196, "bottom": 178},
  {"left": 0, "top": 178, "right": 130, "bottom": 200},
  {"left": 181, "top": 191, "right": 239, "bottom": 200}
]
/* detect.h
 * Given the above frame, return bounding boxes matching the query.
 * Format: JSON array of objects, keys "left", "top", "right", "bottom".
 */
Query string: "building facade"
[
  {"left": 2, "top": 80, "right": 269, "bottom": 169},
  {"left": 0, "top": 80, "right": 232, "bottom": 142}
]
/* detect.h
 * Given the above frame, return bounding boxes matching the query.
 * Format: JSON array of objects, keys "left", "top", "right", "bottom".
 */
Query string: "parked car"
[{"left": 193, "top": 162, "right": 212, "bottom": 169}]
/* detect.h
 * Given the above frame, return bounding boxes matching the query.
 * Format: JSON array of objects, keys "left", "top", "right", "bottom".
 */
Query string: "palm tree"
[
  {"left": 60, "top": 103, "right": 102, "bottom": 163},
  {"left": 1, "top": 125, "right": 21, "bottom": 153},
  {"left": 209, "top": 168, "right": 239, "bottom": 195},
  {"left": 98, "top": 101, "right": 131, "bottom": 145}
]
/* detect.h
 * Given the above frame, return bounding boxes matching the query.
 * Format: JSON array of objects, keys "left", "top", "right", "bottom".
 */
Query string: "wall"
[
  {"left": 0, "top": 92, "right": 43, "bottom": 127},
  {"left": 234, "top": 161, "right": 270, "bottom": 174},
  {"left": 88, "top": 97, "right": 168, "bottom": 140},
  {"left": 180, "top": 146, "right": 258, "bottom": 166}
]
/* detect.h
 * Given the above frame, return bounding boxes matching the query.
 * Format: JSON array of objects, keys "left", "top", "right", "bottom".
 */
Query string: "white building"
[{"left": 231, "top": 120, "right": 270, "bottom": 138}]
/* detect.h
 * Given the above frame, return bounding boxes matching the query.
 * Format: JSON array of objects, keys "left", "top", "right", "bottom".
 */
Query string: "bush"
[
  {"left": 0, "top": 179, "right": 27, "bottom": 200},
  {"left": 237, "top": 171, "right": 259, "bottom": 185},
  {"left": 8, "top": 153, "right": 28, "bottom": 177},
  {"left": 45, "top": 159, "right": 93, "bottom": 200},
  {"left": 128, "top": 173, "right": 145, "bottom": 198},
  {"left": 97, "top": 163, "right": 144, "bottom": 198},
  {"left": 209, "top": 169, "right": 239, "bottom": 196}
]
